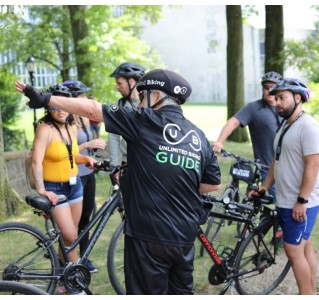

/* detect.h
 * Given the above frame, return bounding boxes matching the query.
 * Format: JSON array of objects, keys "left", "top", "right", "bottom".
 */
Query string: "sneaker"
[{"left": 86, "top": 259, "right": 98, "bottom": 273}]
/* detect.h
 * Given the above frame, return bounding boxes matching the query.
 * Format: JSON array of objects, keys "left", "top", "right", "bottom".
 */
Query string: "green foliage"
[
  {"left": 304, "top": 82, "right": 319, "bottom": 121},
  {"left": 0, "top": 68, "right": 25, "bottom": 151},
  {"left": 283, "top": 6, "right": 319, "bottom": 82},
  {"left": 0, "top": 5, "right": 164, "bottom": 103}
]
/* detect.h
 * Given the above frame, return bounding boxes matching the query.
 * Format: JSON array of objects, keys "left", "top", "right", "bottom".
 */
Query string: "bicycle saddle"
[{"left": 25, "top": 194, "right": 67, "bottom": 213}]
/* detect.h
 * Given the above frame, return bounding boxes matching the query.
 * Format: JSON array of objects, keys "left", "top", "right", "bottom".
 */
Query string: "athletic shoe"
[{"left": 86, "top": 259, "right": 98, "bottom": 273}]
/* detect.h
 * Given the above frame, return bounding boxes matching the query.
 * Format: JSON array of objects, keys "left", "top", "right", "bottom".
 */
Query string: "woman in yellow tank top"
[{"left": 32, "top": 84, "right": 96, "bottom": 265}]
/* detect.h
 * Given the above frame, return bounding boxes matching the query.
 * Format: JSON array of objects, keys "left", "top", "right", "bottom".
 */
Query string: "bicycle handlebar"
[
  {"left": 220, "top": 149, "right": 269, "bottom": 171},
  {"left": 86, "top": 159, "right": 127, "bottom": 174}
]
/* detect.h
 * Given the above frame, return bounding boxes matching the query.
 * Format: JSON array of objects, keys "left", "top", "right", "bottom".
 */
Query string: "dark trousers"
[
  {"left": 78, "top": 172, "right": 96, "bottom": 256},
  {"left": 124, "top": 235, "right": 195, "bottom": 295}
]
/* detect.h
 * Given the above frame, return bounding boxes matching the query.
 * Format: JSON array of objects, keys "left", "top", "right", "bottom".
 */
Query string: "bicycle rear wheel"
[
  {"left": 0, "top": 222, "right": 59, "bottom": 294},
  {"left": 0, "top": 281, "right": 48, "bottom": 295},
  {"left": 107, "top": 221, "right": 125, "bottom": 295},
  {"left": 234, "top": 217, "right": 290, "bottom": 294}
]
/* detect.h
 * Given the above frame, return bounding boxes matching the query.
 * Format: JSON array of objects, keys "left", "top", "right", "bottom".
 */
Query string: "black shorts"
[{"left": 124, "top": 235, "right": 195, "bottom": 295}]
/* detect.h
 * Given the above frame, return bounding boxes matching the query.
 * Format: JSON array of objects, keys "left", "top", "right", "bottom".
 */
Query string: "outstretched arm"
[
  {"left": 213, "top": 116, "right": 240, "bottom": 153},
  {"left": 15, "top": 81, "right": 104, "bottom": 122}
]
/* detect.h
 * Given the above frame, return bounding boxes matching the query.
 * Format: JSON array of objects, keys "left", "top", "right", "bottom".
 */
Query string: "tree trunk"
[
  {"left": 0, "top": 104, "right": 24, "bottom": 221},
  {"left": 226, "top": 5, "right": 248, "bottom": 142},
  {"left": 68, "top": 5, "right": 92, "bottom": 85},
  {"left": 265, "top": 5, "right": 284, "bottom": 74}
]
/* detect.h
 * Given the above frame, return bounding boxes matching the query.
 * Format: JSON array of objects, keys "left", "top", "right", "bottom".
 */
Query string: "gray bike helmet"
[
  {"left": 48, "top": 84, "right": 72, "bottom": 97},
  {"left": 110, "top": 62, "right": 146, "bottom": 80},
  {"left": 261, "top": 71, "right": 283, "bottom": 84},
  {"left": 270, "top": 78, "right": 310, "bottom": 103},
  {"left": 62, "top": 80, "right": 91, "bottom": 97}
]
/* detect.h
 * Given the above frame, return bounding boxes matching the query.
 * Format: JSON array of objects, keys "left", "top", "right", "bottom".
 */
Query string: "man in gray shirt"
[
  {"left": 108, "top": 62, "right": 145, "bottom": 165},
  {"left": 254, "top": 78, "right": 319, "bottom": 295},
  {"left": 213, "top": 71, "right": 283, "bottom": 199}
]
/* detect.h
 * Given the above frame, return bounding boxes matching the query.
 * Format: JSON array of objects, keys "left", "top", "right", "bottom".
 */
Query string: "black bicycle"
[
  {"left": 199, "top": 149, "right": 269, "bottom": 256},
  {"left": 0, "top": 281, "right": 48, "bottom": 295},
  {"left": 107, "top": 192, "right": 290, "bottom": 295},
  {"left": 0, "top": 159, "right": 125, "bottom": 295}
]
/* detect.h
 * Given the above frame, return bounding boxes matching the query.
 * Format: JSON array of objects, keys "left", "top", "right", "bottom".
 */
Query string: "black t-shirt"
[{"left": 102, "top": 104, "right": 221, "bottom": 247}]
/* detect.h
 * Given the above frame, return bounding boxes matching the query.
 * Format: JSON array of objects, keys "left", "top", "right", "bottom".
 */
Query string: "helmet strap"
[
  {"left": 284, "top": 93, "right": 301, "bottom": 120},
  {"left": 150, "top": 95, "right": 177, "bottom": 109},
  {"left": 124, "top": 78, "right": 138, "bottom": 100}
]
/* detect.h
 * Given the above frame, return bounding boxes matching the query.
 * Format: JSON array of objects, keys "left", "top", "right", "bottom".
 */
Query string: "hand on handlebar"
[
  {"left": 212, "top": 141, "right": 224, "bottom": 153},
  {"left": 249, "top": 185, "right": 267, "bottom": 197}
]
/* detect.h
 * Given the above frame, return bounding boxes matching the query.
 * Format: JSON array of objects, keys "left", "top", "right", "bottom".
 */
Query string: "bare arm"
[
  {"left": 199, "top": 183, "right": 220, "bottom": 195},
  {"left": 293, "top": 154, "right": 319, "bottom": 221},
  {"left": 15, "top": 81, "right": 104, "bottom": 122},
  {"left": 213, "top": 116, "right": 241, "bottom": 152},
  {"left": 32, "top": 124, "right": 59, "bottom": 205}
]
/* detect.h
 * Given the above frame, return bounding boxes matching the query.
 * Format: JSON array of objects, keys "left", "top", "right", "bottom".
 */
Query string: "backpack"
[{"left": 25, "top": 150, "right": 36, "bottom": 190}]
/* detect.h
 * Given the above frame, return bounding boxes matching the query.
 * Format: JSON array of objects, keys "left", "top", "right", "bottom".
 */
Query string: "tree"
[
  {"left": 0, "top": 102, "right": 24, "bottom": 221},
  {"left": 226, "top": 5, "right": 248, "bottom": 142},
  {"left": 264, "top": 5, "right": 284, "bottom": 74},
  {"left": 0, "top": 5, "right": 163, "bottom": 101}
]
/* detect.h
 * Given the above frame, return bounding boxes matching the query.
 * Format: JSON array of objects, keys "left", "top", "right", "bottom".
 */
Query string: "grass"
[{"left": 6, "top": 103, "right": 319, "bottom": 294}]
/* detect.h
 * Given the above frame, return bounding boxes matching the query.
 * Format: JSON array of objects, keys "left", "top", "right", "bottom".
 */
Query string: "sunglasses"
[
  {"left": 138, "top": 90, "right": 155, "bottom": 102},
  {"left": 262, "top": 84, "right": 276, "bottom": 91},
  {"left": 49, "top": 106, "right": 60, "bottom": 112}
]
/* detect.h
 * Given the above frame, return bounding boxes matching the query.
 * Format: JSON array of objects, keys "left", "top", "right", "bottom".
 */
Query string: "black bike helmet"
[
  {"left": 136, "top": 69, "right": 192, "bottom": 105},
  {"left": 261, "top": 71, "right": 283, "bottom": 84},
  {"left": 270, "top": 78, "right": 310, "bottom": 103},
  {"left": 62, "top": 80, "right": 91, "bottom": 97},
  {"left": 110, "top": 62, "right": 146, "bottom": 80},
  {"left": 48, "top": 84, "right": 72, "bottom": 97}
]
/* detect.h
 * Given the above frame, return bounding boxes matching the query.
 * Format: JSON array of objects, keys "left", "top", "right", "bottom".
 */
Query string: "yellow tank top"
[{"left": 43, "top": 125, "right": 79, "bottom": 182}]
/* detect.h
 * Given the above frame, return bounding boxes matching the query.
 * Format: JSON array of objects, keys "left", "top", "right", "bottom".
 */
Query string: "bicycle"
[
  {"left": 0, "top": 159, "right": 125, "bottom": 295},
  {"left": 199, "top": 149, "right": 269, "bottom": 256},
  {"left": 107, "top": 193, "right": 290, "bottom": 295},
  {"left": 0, "top": 281, "right": 48, "bottom": 295}
]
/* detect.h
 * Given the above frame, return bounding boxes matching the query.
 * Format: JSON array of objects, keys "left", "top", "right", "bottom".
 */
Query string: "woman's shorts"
[{"left": 44, "top": 176, "right": 83, "bottom": 207}]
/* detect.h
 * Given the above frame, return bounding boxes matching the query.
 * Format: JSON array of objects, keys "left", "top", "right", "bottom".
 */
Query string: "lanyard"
[
  {"left": 275, "top": 110, "right": 304, "bottom": 161},
  {"left": 52, "top": 122, "right": 74, "bottom": 169}
]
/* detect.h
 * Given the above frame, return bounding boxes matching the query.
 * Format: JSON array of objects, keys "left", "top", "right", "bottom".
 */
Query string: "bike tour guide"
[{"left": 15, "top": 69, "right": 221, "bottom": 295}]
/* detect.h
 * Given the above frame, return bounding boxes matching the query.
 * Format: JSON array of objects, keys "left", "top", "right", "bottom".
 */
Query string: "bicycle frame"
[
  {"left": 50, "top": 188, "right": 124, "bottom": 267},
  {"left": 197, "top": 198, "right": 278, "bottom": 295}
]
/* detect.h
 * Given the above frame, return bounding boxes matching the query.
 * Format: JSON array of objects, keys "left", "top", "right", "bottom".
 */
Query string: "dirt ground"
[{"left": 201, "top": 250, "right": 319, "bottom": 295}]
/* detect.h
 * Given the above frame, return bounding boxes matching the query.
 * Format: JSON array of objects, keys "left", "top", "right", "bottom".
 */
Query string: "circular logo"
[
  {"left": 174, "top": 86, "right": 187, "bottom": 95},
  {"left": 110, "top": 105, "right": 119, "bottom": 112}
]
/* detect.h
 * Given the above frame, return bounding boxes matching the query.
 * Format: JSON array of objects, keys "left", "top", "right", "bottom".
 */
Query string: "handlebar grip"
[{"left": 235, "top": 201, "right": 254, "bottom": 212}]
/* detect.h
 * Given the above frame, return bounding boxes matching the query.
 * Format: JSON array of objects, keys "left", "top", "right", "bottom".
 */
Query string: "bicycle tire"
[
  {"left": 0, "top": 281, "right": 48, "bottom": 295},
  {"left": 107, "top": 221, "right": 126, "bottom": 295},
  {"left": 234, "top": 217, "right": 291, "bottom": 295},
  {"left": 199, "top": 203, "right": 225, "bottom": 257},
  {"left": 0, "top": 222, "right": 59, "bottom": 294}
]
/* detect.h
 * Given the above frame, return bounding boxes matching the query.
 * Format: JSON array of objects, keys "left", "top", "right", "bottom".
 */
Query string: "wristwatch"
[{"left": 297, "top": 196, "right": 308, "bottom": 204}]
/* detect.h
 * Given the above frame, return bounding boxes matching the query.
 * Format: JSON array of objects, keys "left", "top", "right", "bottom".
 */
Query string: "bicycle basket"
[{"left": 230, "top": 162, "right": 255, "bottom": 183}]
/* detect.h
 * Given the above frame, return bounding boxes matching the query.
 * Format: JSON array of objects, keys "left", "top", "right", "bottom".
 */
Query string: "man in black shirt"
[{"left": 15, "top": 69, "right": 221, "bottom": 295}]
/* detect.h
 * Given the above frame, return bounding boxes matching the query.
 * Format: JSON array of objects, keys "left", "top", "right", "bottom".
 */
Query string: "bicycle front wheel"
[
  {"left": 234, "top": 217, "right": 290, "bottom": 294},
  {"left": 0, "top": 222, "right": 59, "bottom": 294},
  {"left": 107, "top": 221, "right": 126, "bottom": 295},
  {"left": 0, "top": 281, "right": 48, "bottom": 295}
]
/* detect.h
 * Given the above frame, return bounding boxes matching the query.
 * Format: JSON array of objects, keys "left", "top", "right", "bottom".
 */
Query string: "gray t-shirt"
[
  {"left": 274, "top": 114, "right": 319, "bottom": 209},
  {"left": 77, "top": 127, "right": 94, "bottom": 177},
  {"left": 235, "top": 99, "right": 282, "bottom": 166}
]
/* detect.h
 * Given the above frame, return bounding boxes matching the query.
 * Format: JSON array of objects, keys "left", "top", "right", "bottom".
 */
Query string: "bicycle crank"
[
  {"left": 63, "top": 264, "right": 92, "bottom": 294},
  {"left": 208, "top": 263, "right": 227, "bottom": 285}
]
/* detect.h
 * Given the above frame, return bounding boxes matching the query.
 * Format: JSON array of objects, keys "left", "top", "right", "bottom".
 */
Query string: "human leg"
[
  {"left": 279, "top": 206, "right": 318, "bottom": 295},
  {"left": 78, "top": 173, "right": 96, "bottom": 256},
  {"left": 53, "top": 204, "right": 81, "bottom": 264},
  {"left": 304, "top": 238, "right": 317, "bottom": 293}
]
